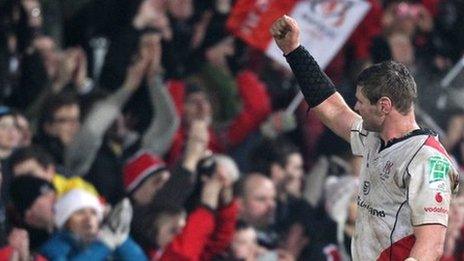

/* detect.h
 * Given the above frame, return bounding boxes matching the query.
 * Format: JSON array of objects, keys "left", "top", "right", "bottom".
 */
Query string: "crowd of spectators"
[{"left": 0, "top": 0, "right": 463, "bottom": 260}]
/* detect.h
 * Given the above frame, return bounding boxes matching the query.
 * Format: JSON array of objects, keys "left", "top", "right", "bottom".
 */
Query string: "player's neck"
[{"left": 380, "top": 109, "right": 420, "bottom": 143}]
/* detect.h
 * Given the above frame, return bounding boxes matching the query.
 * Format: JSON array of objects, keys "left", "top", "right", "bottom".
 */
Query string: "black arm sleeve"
[{"left": 285, "top": 45, "right": 336, "bottom": 108}]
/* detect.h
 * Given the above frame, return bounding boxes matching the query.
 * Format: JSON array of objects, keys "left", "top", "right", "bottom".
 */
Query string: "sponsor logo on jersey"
[
  {"left": 429, "top": 179, "right": 448, "bottom": 192},
  {"left": 363, "top": 181, "right": 370, "bottom": 195},
  {"left": 357, "top": 196, "right": 386, "bottom": 217},
  {"left": 428, "top": 156, "right": 450, "bottom": 183},
  {"left": 424, "top": 206, "right": 448, "bottom": 214},
  {"left": 435, "top": 192, "right": 443, "bottom": 203},
  {"left": 380, "top": 161, "right": 393, "bottom": 181}
]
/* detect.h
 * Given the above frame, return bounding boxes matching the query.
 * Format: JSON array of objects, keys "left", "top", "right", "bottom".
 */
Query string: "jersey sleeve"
[
  {"left": 350, "top": 118, "right": 368, "bottom": 156},
  {"left": 407, "top": 150, "right": 456, "bottom": 226}
]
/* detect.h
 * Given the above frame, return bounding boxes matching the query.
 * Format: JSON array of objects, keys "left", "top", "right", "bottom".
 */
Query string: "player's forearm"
[
  {"left": 409, "top": 227, "right": 446, "bottom": 261},
  {"left": 285, "top": 45, "right": 359, "bottom": 141},
  {"left": 409, "top": 242, "right": 444, "bottom": 261},
  {"left": 285, "top": 45, "right": 336, "bottom": 108}
]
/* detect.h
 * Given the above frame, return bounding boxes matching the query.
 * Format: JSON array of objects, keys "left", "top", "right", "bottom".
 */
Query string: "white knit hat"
[{"left": 54, "top": 189, "right": 104, "bottom": 229}]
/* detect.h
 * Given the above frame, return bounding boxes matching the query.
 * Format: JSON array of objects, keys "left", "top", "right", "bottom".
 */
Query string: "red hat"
[{"left": 123, "top": 151, "right": 167, "bottom": 194}]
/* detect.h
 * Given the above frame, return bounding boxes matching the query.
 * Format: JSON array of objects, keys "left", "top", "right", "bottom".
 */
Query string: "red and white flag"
[{"left": 227, "top": 0, "right": 371, "bottom": 69}]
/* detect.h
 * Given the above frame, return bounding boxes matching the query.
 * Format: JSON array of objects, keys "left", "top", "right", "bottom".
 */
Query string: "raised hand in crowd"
[
  {"left": 415, "top": 4, "right": 433, "bottom": 33},
  {"left": 8, "top": 228, "right": 30, "bottom": 261},
  {"left": 121, "top": 51, "right": 151, "bottom": 92},
  {"left": 72, "top": 48, "right": 91, "bottom": 93},
  {"left": 121, "top": 30, "right": 167, "bottom": 91},
  {"left": 133, "top": 0, "right": 172, "bottom": 41},
  {"left": 140, "top": 32, "right": 163, "bottom": 81},
  {"left": 217, "top": 163, "right": 234, "bottom": 207},
  {"left": 183, "top": 119, "right": 210, "bottom": 172},
  {"left": 133, "top": 0, "right": 158, "bottom": 30},
  {"left": 205, "top": 36, "right": 235, "bottom": 74},
  {"left": 99, "top": 198, "right": 133, "bottom": 250},
  {"left": 196, "top": 154, "right": 240, "bottom": 209},
  {"left": 191, "top": 10, "right": 212, "bottom": 49},
  {"left": 31, "top": 36, "right": 58, "bottom": 77},
  {"left": 200, "top": 172, "right": 224, "bottom": 210},
  {"left": 20, "top": 0, "right": 43, "bottom": 28},
  {"left": 52, "top": 48, "right": 80, "bottom": 92}
]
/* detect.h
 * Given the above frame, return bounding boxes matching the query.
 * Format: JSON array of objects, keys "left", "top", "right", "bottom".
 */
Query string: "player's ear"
[{"left": 377, "top": 97, "right": 392, "bottom": 115}]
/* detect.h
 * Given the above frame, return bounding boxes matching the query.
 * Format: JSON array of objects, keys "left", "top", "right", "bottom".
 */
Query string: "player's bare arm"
[
  {"left": 270, "top": 15, "right": 360, "bottom": 142},
  {"left": 409, "top": 224, "right": 446, "bottom": 260}
]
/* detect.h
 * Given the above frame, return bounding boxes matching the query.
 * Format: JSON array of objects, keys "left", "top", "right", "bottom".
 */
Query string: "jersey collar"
[{"left": 379, "top": 128, "right": 436, "bottom": 152}]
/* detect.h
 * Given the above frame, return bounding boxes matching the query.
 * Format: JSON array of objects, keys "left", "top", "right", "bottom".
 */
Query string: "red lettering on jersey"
[{"left": 424, "top": 206, "right": 448, "bottom": 214}]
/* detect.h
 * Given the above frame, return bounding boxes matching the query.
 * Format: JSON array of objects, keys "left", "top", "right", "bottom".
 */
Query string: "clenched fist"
[{"left": 269, "top": 15, "right": 301, "bottom": 55}]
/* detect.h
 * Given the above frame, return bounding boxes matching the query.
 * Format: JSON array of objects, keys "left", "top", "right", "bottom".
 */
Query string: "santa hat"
[
  {"left": 54, "top": 189, "right": 104, "bottom": 229},
  {"left": 123, "top": 151, "right": 167, "bottom": 194}
]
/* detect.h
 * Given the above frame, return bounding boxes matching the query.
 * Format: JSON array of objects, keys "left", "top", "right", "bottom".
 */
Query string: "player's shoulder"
[
  {"left": 410, "top": 135, "right": 460, "bottom": 192},
  {"left": 418, "top": 135, "right": 453, "bottom": 162},
  {"left": 406, "top": 134, "right": 455, "bottom": 173}
]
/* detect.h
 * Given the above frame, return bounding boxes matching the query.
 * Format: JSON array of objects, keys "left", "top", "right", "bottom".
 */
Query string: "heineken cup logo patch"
[{"left": 428, "top": 156, "right": 450, "bottom": 183}]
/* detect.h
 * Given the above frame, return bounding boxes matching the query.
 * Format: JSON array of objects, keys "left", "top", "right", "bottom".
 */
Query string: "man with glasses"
[{"left": 35, "top": 92, "right": 80, "bottom": 165}]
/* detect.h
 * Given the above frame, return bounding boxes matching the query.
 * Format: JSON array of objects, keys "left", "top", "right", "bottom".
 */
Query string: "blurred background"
[{"left": 0, "top": 0, "right": 463, "bottom": 260}]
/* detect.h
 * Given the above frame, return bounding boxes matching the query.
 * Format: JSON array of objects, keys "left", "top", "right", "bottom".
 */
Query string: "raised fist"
[{"left": 269, "top": 15, "right": 301, "bottom": 55}]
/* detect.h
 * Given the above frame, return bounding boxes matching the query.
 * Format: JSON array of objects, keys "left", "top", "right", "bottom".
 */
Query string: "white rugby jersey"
[{"left": 350, "top": 119, "right": 459, "bottom": 261}]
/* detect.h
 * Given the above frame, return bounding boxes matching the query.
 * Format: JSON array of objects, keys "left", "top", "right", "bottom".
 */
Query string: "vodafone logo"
[
  {"left": 435, "top": 192, "right": 443, "bottom": 203},
  {"left": 424, "top": 207, "right": 448, "bottom": 214}
]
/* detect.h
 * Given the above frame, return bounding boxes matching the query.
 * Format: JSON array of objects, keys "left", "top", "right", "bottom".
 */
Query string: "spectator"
[
  {"left": 323, "top": 175, "right": 358, "bottom": 259},
  {"left": 40, "top": 189, "right": 147, "bottom": 260},
  {"left": 8, "top": 176, "right": 55, "bottom": 251},
  {"left": 123, "top": 151, "right": 171, "bottom": 208},
  {"left": 236, "top": 173, "right": 277, "bottom": 249},
  {"left": 250, "top": 138, "right": 304, "bottom": 200},
  {"left": 168, "top": 69, "right": 271, "bottom": 165},
  {"left": 128, "top": 121, "right": 211, "bottom": 251},
  {"left": 160, "top": 154, "right": 239, "bottom": 261},
  {"left": 34, "top": 92, "right": 80, "bottom": 165},
  {"left": 167, "top": 23, "right": 271, "bottom": 166},
  {"left": 9, "top": 146, "right": 98, "bottom": 197},
  {"left": 305, "top": 136, "right": 361, "bottom": 209},
  {"left": 0, "top": 106, "right": 21, "bottom": 200},
  {"left": 249, "top": 138, "right": 344, "bottom": 260},
  {"left": 153, "top": 119, "right": 210, "bottom": 206},
  {"left": 163, "top": 0, "right": 199, "bottom": 79},
  {"left": 217, "top": 220, "right": 259, "bottom": 261},
  {"left": 0, "top": 107, "right": 21, "bottom": 159},
  {"left": 132, "top": 204, "right": 187, "bottom": 259},
  {"left": 303, "top": 135, "right": 360, "bottom": 259},
  {"left": 66, "top": 32, "right": 179, "bottom": 204},
  {"left": 0, "top": 228, "right": 47, "bottom": 261},
  {"left": 250, "top": 138, "right": 333, "bottom": 254}
]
